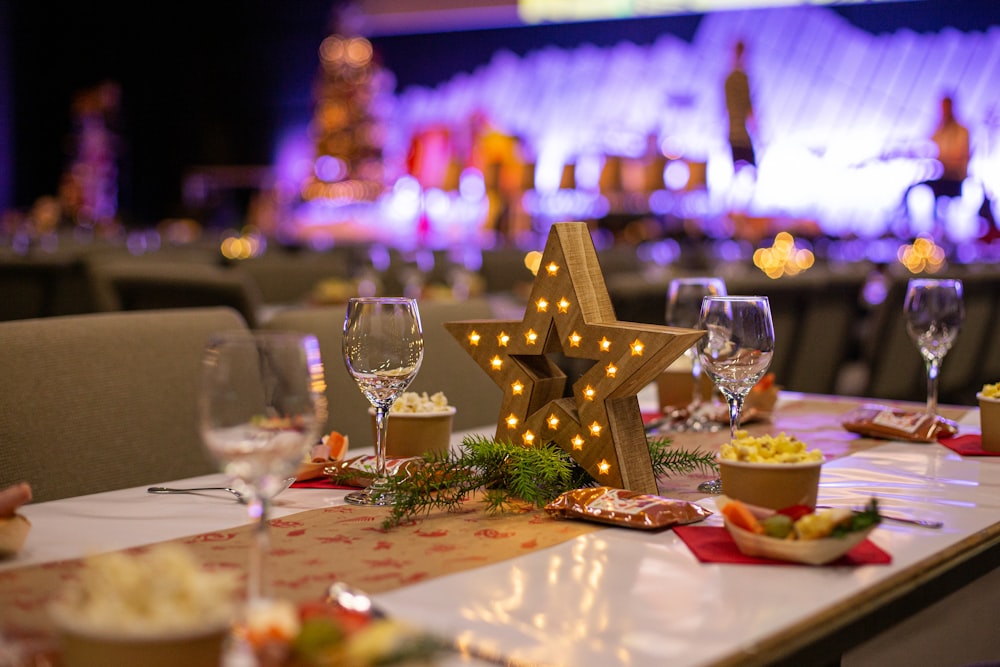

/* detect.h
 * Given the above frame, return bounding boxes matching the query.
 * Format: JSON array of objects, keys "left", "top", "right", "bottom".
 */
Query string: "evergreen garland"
[{"left": 331, "top": 435, "right": 718, "bottom": 529}]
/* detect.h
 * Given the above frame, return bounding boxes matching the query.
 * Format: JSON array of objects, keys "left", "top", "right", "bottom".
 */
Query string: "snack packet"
[
  {"left": 545, "top": 486, "right": 712, "bottom": 530},
  {"left": 841, "top": 405, "right": 958, "bottom": 443}
]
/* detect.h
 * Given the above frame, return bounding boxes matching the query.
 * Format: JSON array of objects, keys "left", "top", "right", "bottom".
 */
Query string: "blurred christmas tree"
[{"left": 302, "top": 30, "right": 393, "bottom": 206}]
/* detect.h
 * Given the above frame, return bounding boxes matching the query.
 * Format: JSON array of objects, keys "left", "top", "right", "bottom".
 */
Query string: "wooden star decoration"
[{"left": 445, "top": 222, "right": 704, "bottom": 494}]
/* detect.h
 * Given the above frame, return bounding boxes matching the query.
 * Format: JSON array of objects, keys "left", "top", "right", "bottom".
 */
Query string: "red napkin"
[
  {"left": 938, "top": 434, "right": 1000, "bottom": 456},
  {"left": 673, "top": 526, "right": 891, "bottom": 566},
  {"left": 291, "top": 478, "right": 357, "bottom": 490}
]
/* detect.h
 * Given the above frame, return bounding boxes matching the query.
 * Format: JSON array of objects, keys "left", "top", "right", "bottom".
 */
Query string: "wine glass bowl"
[
  {"left": 696, "top": 296, "right": 775, "bottom": 494},
  {"left": 198, "top": 330, "right": 325, "bottom": 601},
  {"left": 342, "top": 297, "right": 424, "bottom": 506},
  {"left": 904, "top": 278, "right": 964, "bottom": 416},
  {"left": 665, "top": 277, "right": 728, "bottom": 423}
]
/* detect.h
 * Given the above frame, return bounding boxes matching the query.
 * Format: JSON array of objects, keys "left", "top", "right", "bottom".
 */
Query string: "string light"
[
  {"left": 630, "top": 339, "right": 644, "bottom": 356},
  {"left": 522, "top": 430, "right": 536, "bottom": 445},
  {"left": 597, "top": 460, "right": 611, "bottom": 475},
  {"left": 605, "top": 362, "right": 617, "bottom": 377},
  {"left": 490, "top": 355, "right": 503, "bottom": 370},
  {"left": 571, "top": 435, "right": 585, "bottom": 450},
  {"left": 525, "top": 329, "right": 539, "bottom": 345},
  {"left": 583, "top": 385, "right": 596, "bottom": 400},
  {"left": 898, "top": 236, "right": 946, "bottom": 274},
  {"left": 547, "top": 414, "right": 560, "bottom": 429},
  {"left": 536, "top": 298, "right": 549, "bottom": 312},
  {"left": 468, "top": 331, "right": 481, "bottom": 346},
  {"left": 546, "top": 261, "right": 560, "bottom": 276},
  {"left": 511, "top": 380, "right": 524, "bottom": 395},
  {"left": 752, "top": 231, "right": 815, "bottom": 279},
  {"left": 568, "top": 331, "right": 582, "bottom": 347},
  {"left": 589, "top": 421, "right": 602, "bottom": 436},
  {"left": 598, "top": 337, "right": 612, "bottom": 352},
  {"left": 557, "top": 298, "right": 570, "bottom": 313},
  {"left": 497, "top": 331, "right": 510, "bottom": 346},
  {"left": 506, "top": 414, "right": 519, "bottom": 428}
]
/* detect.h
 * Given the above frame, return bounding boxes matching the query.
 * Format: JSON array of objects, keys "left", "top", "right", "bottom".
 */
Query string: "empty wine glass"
[
  {"left": 666, "top": 277, "right": 728, "bottom": 423},
  {"left": 696, "top": 296, "right": 775, "bottom": 494},
  {"left": 343, "top": 297, "right": 424, "bottom": 506},
  {"left": 198, "top": 331, "right": 325, "bottom": 602},
  {"left": 904, "top": 278, "right": 964, "bottom": 416}
]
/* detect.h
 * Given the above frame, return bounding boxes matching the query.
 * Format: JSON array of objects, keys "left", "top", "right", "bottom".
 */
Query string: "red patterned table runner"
[{"left": 0, "top": 496, "right": 601, "bottom": 637}]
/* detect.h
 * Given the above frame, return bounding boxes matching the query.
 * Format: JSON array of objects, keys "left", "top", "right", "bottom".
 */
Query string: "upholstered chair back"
[{"left": 0, "top": 307, "right": 249, "bottom": 502}]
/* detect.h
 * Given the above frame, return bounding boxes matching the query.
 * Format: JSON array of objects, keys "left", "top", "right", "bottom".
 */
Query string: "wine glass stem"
[
  {"left": 690, "top": 350, "right": 703, "bottom": 408},
  {"left": 246, "top": 495, "right": 271, "bottom": 602},
  {"left": 925, "top": 358, "right": 940, "bottom": 416},
  {"left": 727, "top": 395, "right": 744, "bottom": 443},
  {"left": 374, "top": 406, "right": 390, "bottom": 479}
]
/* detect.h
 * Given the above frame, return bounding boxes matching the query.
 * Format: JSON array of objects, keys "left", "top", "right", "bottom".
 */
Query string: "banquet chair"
[
  {"left": 0, "top": 307, "right": 249, "bottom": 503},
  {"left": 262, "top": 298, "right": 503, "bottom": 449},
  {"left": 86, "top": 257, "right": 265, "bottom": 327}
]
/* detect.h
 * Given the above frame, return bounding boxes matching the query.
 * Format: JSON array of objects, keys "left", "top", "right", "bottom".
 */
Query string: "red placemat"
[
  {"left": 291, "top": 478, "right": 356, "bottom": 490},
  {"left": 938, "top": 434, "right": 1000, "bottom": 456},
  {"left": 673, "top": 526, "right": 891, "bottom": 566}
]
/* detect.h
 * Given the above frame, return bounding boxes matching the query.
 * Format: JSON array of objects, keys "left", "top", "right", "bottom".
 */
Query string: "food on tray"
[
  {"left": 50, "top": 544, "right": 238, "bottom": 636},
  {"left": 720, "top": 497, "right": 882, "bottom": 564},
  {"left": 545, "top": 486, "right": 712, "bottom": 530},
  {"left": 0, "top": 482, "right": 32, "bottom": 556},
  {"left": 0, "top": 481, "right": 31, "bottom": 517},
  {"left": 389, "top": 391, "right": 451, "bottom": 414},
  {"left": 841, "top": 404, "right": 958, "bottom": 442},
  {"left": 720, "top": 431, "right": 823, "bottom": 464},
  {"left": 298, "top": 431, "right": 350, "bottom": 481},
  {"left": 721, "top": 497, "right": 880, "bottom": 541}
]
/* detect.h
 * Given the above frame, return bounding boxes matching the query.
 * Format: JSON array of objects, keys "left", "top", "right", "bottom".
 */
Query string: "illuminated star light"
[
  {"left": 605, "top": 362, "right": 618, "bottom": 377},
  {"left": 497, "top": 331, "right": 510, "bottom": 346},
  {"left": 547, "top": 414, "right": 560, "bottom": 429},
  {"left": 506, "top": 414, "right": 519, "bottom": 428},
  {"left": 511, "top": 380, "right": 524, "bottom": 395},
  {"left": 536, "top": 298, "right": 548, "bottom": 312},
  {"left": 598, "top": 337, "right": 612, "bottom": 352},
  {"left": 571, "top": 435, "right": 585, "bottom": 450},
  {"left": 546, "top": 261, "right": 559, "bottom": 276},
  {"left": 525, "top": 329, "right": 539, "bottom": 345},
  {"left": 568, "top": 331, "right": 582, "bottom": 347},
  {"left": 469, "top": 331, "right": 481, "bottom": 346},
  {"left": 630, "top": 339, "right": 644, "bottom": 356},
  {"left": 557, "top": 298, "right": 571, "bottom": 313},
  {"left": 597, "top": 460, "right": 611, "bottom": 475},
  {"left": 522, "top": 430, "right": 536, "bottom": 445},
  {"left": 490, "top": 355, "right": 503, "bottom": 370}
]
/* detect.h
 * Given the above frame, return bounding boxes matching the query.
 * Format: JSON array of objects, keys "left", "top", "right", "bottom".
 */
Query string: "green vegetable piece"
[{"left": 762, "top": 513, "right": 794, "bottom": 538}]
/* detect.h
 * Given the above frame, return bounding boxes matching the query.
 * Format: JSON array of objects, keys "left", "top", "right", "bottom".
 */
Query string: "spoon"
[
  {"left": 816, "top": 505, "right": 943, "bottom": 529},
  {"left": 147, "top": 476, "right": 296, "bottom": 501}
]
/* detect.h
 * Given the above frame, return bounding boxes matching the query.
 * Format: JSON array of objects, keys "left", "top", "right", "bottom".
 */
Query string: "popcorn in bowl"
[
  {"left": 389, "top": 391, "right": 452, "bottom": 414},
  {"left": 50, "top": 544, "right": 239, "bottom": 638},
  {"left": 720, "top": 431, "right": 823, "bottom": 464},
  {"left": 371, "top": 392, "right": 456, "bottom": 457},
  {"left": 981, "top": 382, "right": 1000, "bottom": 399},
  {"left": 718, "top": 431, "right": 824, "bottom": 510},
  {"left": 50, "top": 544, "right": 239, "bottom": 667},
  {"left": 978, "top": 383, "right": 1000, "bottom": 452}
]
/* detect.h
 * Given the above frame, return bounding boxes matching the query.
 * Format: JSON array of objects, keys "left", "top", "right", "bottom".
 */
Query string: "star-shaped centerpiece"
[{"left": 445, "top": 222, "right": 704, "bottom": 493}]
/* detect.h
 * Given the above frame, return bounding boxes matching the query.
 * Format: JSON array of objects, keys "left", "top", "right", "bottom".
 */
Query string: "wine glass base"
[
  {"left": 697, "top": 478, "right": 722, "bottom": 494},
  {"left": 345, "top": 489, "right": 395, "bottom": 506}
]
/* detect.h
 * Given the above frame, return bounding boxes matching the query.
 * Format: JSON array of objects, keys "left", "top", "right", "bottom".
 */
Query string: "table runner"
[{"left": 0, "top": 495, "right": 601, "bottom": 637}]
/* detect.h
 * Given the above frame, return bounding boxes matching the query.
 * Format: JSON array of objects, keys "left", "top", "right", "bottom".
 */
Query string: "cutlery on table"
[
  {"left": 147, "top": 476, "right": 296, "bottom": 501},
  {"left": 816, "top": 505, "right": 943, "bottom": 529}
]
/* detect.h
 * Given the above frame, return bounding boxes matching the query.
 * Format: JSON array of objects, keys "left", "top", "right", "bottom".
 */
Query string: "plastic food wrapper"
[
  {"left": 324, "top": 455, "right": 425, "bottom": 488},
  {"left": 841, "top": 405, "right": 958, "bottom": 443},
  {"left": 545, "top": 486, "right": 712, "bottom": 530}
]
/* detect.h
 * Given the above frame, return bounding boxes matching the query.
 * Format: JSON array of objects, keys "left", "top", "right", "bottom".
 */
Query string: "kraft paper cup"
[
  {"left": 52, "top": 619, "right": 229, "bottom": 667},
  {"left": 977, "top": 393, "right": 1000, "bottom": 452},
  {"left": 369, "top": 407, "right": 456, "bottom": 458},
  {"left": 718, "top": 458, "right": 822, "bottom": 510}
]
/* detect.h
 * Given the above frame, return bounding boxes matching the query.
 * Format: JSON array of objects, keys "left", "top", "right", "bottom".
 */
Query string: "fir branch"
[
  {"left": 647, "top": 438, "right": 719, "bottom": 477},
  {"left": 355, "top": 434, "right": 718, "bottom": 529}
]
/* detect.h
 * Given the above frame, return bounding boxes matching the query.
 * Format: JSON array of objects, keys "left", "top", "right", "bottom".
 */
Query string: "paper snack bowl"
[
  {"left": 52, "top": 613, "right": 230, "bottom": 667},
  {"left": 718, "top": 458, "right": 822, "bottom": 510},
  {"left": 977, "top": 393, "right": 1000, "bottom": 452},
  {"left": 369, "top": 406, "right": 456, "bottom": 458}
]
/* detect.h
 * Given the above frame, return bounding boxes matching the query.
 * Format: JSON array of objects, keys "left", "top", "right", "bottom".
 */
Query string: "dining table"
[{"left": 2, "top": 387, "right": 1000, "bottom": 667}]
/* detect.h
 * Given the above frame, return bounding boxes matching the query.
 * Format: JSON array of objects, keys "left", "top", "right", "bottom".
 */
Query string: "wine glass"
[
  {"left": 666, "top": 277, "right": 728, "bottom": 424},
  {"left": 198, "top": 331, "right": 325, "bottom": 602},
  {"left": 904, "top": 278, "right": 964, "bottom": 416},
  {"left": 342, "top": 297, "right": 424, "bottom": 506},
  {"left": 696, "top": 296, "right": 775, "bottom": 494}
]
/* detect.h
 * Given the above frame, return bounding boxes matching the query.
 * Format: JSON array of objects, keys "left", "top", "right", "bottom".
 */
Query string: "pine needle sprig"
[
  {"left": 647, "top": 438, "right": 719, "bottom": 477},
  {"left": 341, "top": 433, "right": 719, "bottom": 529}
]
